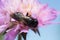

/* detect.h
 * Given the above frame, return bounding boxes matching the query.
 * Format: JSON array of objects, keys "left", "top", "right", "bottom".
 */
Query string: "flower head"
[{"left": 0, "top": 0, "right": 59, "bottom": 40}]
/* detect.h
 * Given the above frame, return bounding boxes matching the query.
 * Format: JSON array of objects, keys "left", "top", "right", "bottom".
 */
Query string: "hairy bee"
[{"left": 11, "top": 12, "right": 38, "bottom": 28}]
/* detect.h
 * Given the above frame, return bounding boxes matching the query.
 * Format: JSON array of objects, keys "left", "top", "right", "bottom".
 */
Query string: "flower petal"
[
  {"left": 31, "top": 3, "right": 57, "bottom": 26},
  {"left": 0, "top": 11, "right": 10, "bottom": 33},
  {"left": 0, "top": 25, "right": 8, "bottom": 33},
  {"left": 4, "top": 24, "right": 20, "bottom": 40},
  {"left": 20, "top": 24, "right": 29, "bottom": 33}
]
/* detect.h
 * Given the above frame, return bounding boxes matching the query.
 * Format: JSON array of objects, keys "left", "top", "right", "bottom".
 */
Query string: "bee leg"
[
  {"left": 32, "top": 28, "right": 36, "bottom": 33},
  {"left": 18, "top": 34, "right": 22, "bottom": 40},
  {"left": 32, "top": 28, "right": 40, "bottom": 36},
  {"left": 21, "top": 32, "right": 27, "bottom": 40},
  {"left": 36, "top": 29, "right": 40, "bottom": 36}
]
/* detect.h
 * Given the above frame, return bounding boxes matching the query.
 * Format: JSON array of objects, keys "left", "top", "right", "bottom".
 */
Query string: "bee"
[{"left": 11, "top": 12, "right": 38, "bottom": 28}]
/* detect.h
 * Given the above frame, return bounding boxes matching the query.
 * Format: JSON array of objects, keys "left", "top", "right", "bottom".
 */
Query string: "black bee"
[{"left": 11, "top": 12, "right": 38, "bottom": 28}]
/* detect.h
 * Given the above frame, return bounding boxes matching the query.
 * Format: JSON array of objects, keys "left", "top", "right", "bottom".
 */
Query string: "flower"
[{"left": 0, "top": 0, "right": 58, "bottom": 40}]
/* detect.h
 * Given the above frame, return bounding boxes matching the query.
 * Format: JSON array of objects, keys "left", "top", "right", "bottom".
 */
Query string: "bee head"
[{"left": 23, "top": 17, "right": 38, "bottom": 28}]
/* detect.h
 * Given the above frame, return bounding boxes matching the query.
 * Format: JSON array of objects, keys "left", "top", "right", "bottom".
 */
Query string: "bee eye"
[
  {"left": 33, "top": 19, "right": 38, "bottom": 27},
  {"left": 30, "top": 19, "right": 38, "bottom": 28}
]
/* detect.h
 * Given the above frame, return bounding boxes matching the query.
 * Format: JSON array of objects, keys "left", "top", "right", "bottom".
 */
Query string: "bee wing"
[{"left": 21, "top": 32, "right": 27, "bottom": 40}]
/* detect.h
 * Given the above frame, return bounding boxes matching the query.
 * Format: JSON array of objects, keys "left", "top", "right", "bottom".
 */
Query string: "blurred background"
[{"left": 0, "top": 0, "right": 60, "bottom": 40}]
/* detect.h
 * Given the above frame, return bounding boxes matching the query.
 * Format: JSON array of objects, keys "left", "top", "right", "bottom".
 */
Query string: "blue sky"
[
  {"left": 15, "top": 0, "right": 60, "bottom": 40},
  {"left": 39, "top": 0, "right": 60, "bottom": 10}
]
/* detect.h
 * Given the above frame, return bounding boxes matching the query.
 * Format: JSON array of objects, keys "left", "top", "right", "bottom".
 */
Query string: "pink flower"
[
  {"left": 0, "top": 9, "right": 10, "bottom": 33},
  {"left": 0, "top": 0, "right": 59, "bottom": 40}
]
